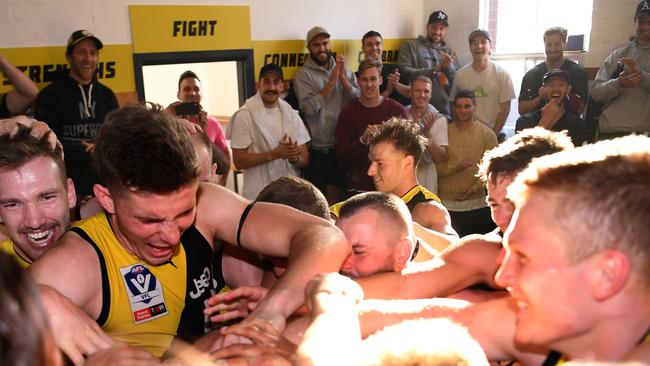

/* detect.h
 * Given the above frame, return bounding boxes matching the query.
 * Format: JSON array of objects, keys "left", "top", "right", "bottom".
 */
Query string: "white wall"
[
  {"left": 0, "top": 0, "right": 638, "bottom": 68},
  {"left": 0, "top": 0, "right": 423, "bottom": 48}
]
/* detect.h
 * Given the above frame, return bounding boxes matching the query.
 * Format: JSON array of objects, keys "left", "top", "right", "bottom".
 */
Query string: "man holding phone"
[
  {"left": 166, "top": 70, "right": 231, "bottom": 185},
  {"left": 590, "top": 1, "right": 650, "bottom": 140},
  {"left": 227, "top": 64, "right": 310, "bottom": 200}
]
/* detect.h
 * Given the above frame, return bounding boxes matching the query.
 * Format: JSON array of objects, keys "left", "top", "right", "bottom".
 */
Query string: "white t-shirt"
[
  {"left": 450, "top": 61, "right": 515, "bottom": 129},
  {"left": 406, "top": 103, "right": 448, "bottom": 194}
]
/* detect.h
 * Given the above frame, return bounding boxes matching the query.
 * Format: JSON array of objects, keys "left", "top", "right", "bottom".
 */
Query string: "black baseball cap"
[
  {"left": 66, "top": 30, "right": 103, "bottom": 54},
  {"left": 428, "top": 11, "right": 449, "bottom": 26},
  {"left": 543, "top": 69, "right": 571, "bottom": 84},
  {"left": 259, "top": 64, "right": 284, "bottom": 80},
  {"left": 635, "top": 0, "right": 650, "bottom": 20}
]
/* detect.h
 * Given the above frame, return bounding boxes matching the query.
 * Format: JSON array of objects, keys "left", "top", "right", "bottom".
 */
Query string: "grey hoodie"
[{"left": 293, "top": 55, "right": 359, "bottom": 149}]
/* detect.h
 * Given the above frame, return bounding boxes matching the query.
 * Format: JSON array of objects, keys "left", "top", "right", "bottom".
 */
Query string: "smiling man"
[
  {"left": 0, "top": 124, "right": 75, "bottom": 268},
  {"left": 335, "top": 59, "right": 408, "bottom": 192},
  {"left": 228, "top": 64, "right": 310, "bottom": 200},
  {"left": 294, "top": 26, "right": 359, "bottom": 203},
  {"left": 450, "top": 29, "right": 515, "bottom": 140},
  {"left": 35, "top": 30, "right": 118, "bottom": 198},
  {"left": 358, "top": 134, "right": 650, "bottom": 364},
  {"left": 518, "top": 27, "right": 588, "bottom": 115},
  {"left": 516, "top": 69, "right": 587, "bottom": 145}
]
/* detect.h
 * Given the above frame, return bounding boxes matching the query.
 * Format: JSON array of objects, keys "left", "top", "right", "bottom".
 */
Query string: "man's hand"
[
  {"left": 538, "top": 97, "right": 564, "bottom": 129},
  {"left": 439, "top": 51, "right": 454, "bottom": 70},
  {"left": 421, "top": 112, "right": 437, "bottom": 136},
  {"left": 39, "top": 286, "right": 114, "bottom": 366},
  {"left": 304, "top": 273, "right": 363, "bottom": 316},
  {"left": 456, "top": 186, "right": 476, "bottom": 201},
  {"left": 204, "top": 286, "right": 269, "bottom": 324},
  {"left": 84, "top": 343, "right": 161, "bottom": 366},
  {"left": 210, "top": 319, "right": 294, "bottom": 363},
  {"left": 618, "top": 70, "right": 642, "bottom": 88},
  {"left": 619, "top": 57, "right": 640, "bottom": 74},
  {"left": 209, "top": 320, "right": 292, "bottom": 365},
  {"left": 0, "top": 116, "right": 62, "bottom": 154},
  {"left": 455, "top": 159, "right": 477, "bottom": 173},
  {"left": 359, "top": 124, "right": 380, "bottom": 145},
  {"left": 537, "top": 85, "right": 548, "bottom": 100}
]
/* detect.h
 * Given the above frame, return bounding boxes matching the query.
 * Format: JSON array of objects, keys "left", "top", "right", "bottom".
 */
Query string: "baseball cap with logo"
[
  {"left": 635, "top": 0, "right": 650, "bottom": 20},
  {"left": 306, "top": 26, "right": 330, "bottom": 44},
  {"left": 66, "top": 30, "right": 103, "bottom": 55},
  {"left": 428, "top": 11, "right": 449, "bottom": 26},
  {"left": 259, "top": 63, "right": 284, "bottom": 81},
  {"left": 543, "top": 69, "right": 571, "bottom": 84}
]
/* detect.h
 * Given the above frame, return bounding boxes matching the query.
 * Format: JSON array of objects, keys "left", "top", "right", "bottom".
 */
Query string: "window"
[{"left": 480, "top": 0, "right": 594, "bottom": 54}]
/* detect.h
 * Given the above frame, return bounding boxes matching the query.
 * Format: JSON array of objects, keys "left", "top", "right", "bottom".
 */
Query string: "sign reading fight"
[{"left": 129, "top": 5, "right": 252, "bottom": 53}]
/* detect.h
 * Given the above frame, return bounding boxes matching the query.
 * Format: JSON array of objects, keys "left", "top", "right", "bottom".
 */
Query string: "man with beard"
[
  {"left": 35, "top": 30, "right": 118, "bottom": 199},
  {"left": 294, "top": 26, "right": 359, "bottom": 203},
  {"left": 516, "top": 69, "right": 587, "bottom": 145},
  {"left": 518, "top": 27, "right": 588, "bottom": 115},
  {"left": 0, "top": 120, "right": 76, "bottom": 267},
  {"left": 228, "top": 64, "right": 310, "bottom": 200},
  {"left": 591, "top": 0, "right": 650, "bottom": 140},
  {"left": 398, "top": 10, "right": 459, "bottom": 119}
]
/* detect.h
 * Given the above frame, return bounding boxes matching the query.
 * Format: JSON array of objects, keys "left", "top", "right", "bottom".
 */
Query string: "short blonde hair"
[{"left": 509, "top": 135, "right": 650, "bottom": 286}]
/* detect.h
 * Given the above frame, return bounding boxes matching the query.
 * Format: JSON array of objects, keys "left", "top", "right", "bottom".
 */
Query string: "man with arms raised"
[
  {"left": 356, "top": 134, "right": 650, "bottom": 364},
  {"left": 31, "top": 105, "right": 348, "bottom": 360}
]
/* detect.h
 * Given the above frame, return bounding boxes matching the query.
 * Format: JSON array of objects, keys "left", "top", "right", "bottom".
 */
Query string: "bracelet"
[{"left": 289, "top": 157, "right": 299, "bottom": 164}]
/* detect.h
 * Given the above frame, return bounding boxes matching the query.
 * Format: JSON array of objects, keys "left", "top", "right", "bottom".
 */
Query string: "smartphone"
[{"left": 175, "top": 102, "right": 200, "bottom": 115}]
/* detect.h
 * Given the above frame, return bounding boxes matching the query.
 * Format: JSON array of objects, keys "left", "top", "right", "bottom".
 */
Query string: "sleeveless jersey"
[
  {"left": 0, "top": 239, "right": 30, "bottom": 268},
  {"left": 330, "top": 184, "right": 442, "bottom": 218},
  {"left": 71, "top": 212, "right": 218, "bottom": 357}
]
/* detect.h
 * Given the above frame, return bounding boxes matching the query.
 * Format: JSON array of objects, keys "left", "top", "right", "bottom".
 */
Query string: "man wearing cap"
[
  {"left": 450, "top": 29, "right": 515, "bottom": 140},
  {"left": 35, "top": 30, "right": 118, "bottom": 199},
  {"left": 397, "top": 10, "right": 460, "bottom": 119},
  {"left": 518, "top": 27, "right": 588, "bottom": 115},
  {"left": 591, "top": 0, "right": 650, "bottom": 140},
  {"left": 294, "top": 26, "right": 359, "bottom": 204},
  {"left": 228, "top": 64, "right": 310, "bottom": 200},
  {"left": 516, "top": 69, "right": 587, "bottom": 145}
]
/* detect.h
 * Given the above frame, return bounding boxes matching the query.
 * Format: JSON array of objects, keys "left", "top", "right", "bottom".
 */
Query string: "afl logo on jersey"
[{"left": 120, "top": 264, "right": 169, "bottom": 324}]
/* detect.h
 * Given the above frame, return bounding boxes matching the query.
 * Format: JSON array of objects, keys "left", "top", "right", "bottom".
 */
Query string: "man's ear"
[
  {"left": 93, "top": 184, "right": 116, "bottom": 214},
  {"left": 66, "top": 178, "right": 77, "bottom": 209},
  {"left": 403, "top": 154, "right": 415, "bottom": 170},
  {"left": 588, "top": 250, "right": 631, "bottom": 301},
  {"left": 393, "top": 238, "right": 413, "bottom": 272}
]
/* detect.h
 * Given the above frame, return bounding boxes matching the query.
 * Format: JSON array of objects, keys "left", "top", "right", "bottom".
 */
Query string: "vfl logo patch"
[{"left": 120, "top": 264, "right": 169, "bottom": 324}]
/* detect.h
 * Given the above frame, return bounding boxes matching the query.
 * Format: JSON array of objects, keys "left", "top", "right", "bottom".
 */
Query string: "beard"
[{"left": 310, "top": 50, "right": 331, "bottom": 66}]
